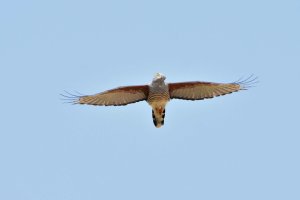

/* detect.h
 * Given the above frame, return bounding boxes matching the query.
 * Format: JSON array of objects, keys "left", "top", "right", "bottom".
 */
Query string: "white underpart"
[
  {"left": 148, "top": 74, "right": 169, "bottom": 107},
  {"left": 146, "top": 73, "right": 170, "bottom": 127}
]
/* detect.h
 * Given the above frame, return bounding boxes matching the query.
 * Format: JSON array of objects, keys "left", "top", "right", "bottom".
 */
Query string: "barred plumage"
[
  {"left": 147, "top": 77, "right": 170, "bottom": 128},
  {"left": 61, "top": 73, "right": 257, "bottom": 128}
]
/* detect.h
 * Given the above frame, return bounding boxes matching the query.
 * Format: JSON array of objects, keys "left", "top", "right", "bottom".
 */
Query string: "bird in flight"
[{"left": 62, "top": 73, "right": 257, "bottom": 128}]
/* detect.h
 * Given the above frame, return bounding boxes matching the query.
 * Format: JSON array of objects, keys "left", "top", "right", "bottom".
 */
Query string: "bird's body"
[
  {"left": 62, "top": 73, "right": 257, "bottom": 128},
  {"left": 147, "top": 74, "right": 170, "bottom": 127}
]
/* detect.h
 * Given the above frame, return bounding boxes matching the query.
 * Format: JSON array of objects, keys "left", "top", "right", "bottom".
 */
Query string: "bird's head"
[{"left": 153, "top": 73, "right": 166, "bottom": 82}]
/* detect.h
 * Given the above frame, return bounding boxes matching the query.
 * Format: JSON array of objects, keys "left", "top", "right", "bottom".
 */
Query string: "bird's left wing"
[
  {"left": 168, "top": 76, "right": 257, "bottom": 100},
  {"left": 62, "top": 85, "right": 149, "bottom": 106}
]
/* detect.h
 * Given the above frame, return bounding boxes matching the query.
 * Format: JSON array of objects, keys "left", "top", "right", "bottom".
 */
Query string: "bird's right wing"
[
  {"left": 62, "top": 85, "right": 149, "bottom": 106},
  {"left": 168, "top": 76, "right": 257, "bottom": 100}
]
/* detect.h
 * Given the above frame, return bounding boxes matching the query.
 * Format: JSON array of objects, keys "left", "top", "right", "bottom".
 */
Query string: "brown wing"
[
  {"left": 168, "top": 76, "right": 257, "bottom": 100},
  {"left": 62, "top": 85, "right": 149, "bottom": 106}
]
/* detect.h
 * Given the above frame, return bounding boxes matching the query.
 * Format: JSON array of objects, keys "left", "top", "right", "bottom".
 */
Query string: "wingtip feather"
[
  {"left": 60, "top": 91, "right": 85, "bottom": 104},
  {"left": 233, "top": 75, "right": 259, "bottom": 90}
]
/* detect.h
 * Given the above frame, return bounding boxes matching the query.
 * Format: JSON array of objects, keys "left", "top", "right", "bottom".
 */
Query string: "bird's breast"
[{"left": 147, "top": 85, "right": 170, "bottom": 106}]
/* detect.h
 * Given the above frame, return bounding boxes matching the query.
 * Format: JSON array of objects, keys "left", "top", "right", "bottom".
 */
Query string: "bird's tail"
[{"left": 152, "top": 108, "right": 165, "bottom": 128}]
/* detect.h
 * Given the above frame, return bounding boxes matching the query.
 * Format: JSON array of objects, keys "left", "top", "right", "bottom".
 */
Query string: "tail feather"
[{"left": 152, "top": 109, "right": 166, "bottom": 128}]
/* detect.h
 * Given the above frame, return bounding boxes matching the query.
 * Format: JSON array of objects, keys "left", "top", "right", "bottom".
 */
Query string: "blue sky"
[{"left": 1, "top": 0, "right": 300, "bottom": 199}]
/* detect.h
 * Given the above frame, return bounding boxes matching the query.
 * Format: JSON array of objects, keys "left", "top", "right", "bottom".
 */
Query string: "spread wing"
[
  {"left": 62, "top": 85, "right": 149, "bottom": 106},
  {"left": 168, "top": 76, "right": 257, "bottom": 100}
]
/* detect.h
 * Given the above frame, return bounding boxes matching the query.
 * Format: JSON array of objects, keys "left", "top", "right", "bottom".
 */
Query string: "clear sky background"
[{"left": 1, "top": 0, "right": 300, "bottom": 199}]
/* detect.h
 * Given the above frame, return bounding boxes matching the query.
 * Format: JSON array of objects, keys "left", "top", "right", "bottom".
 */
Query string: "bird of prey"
[{"left": 62, "top": 73, "right": 257, "bottom": 128}]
